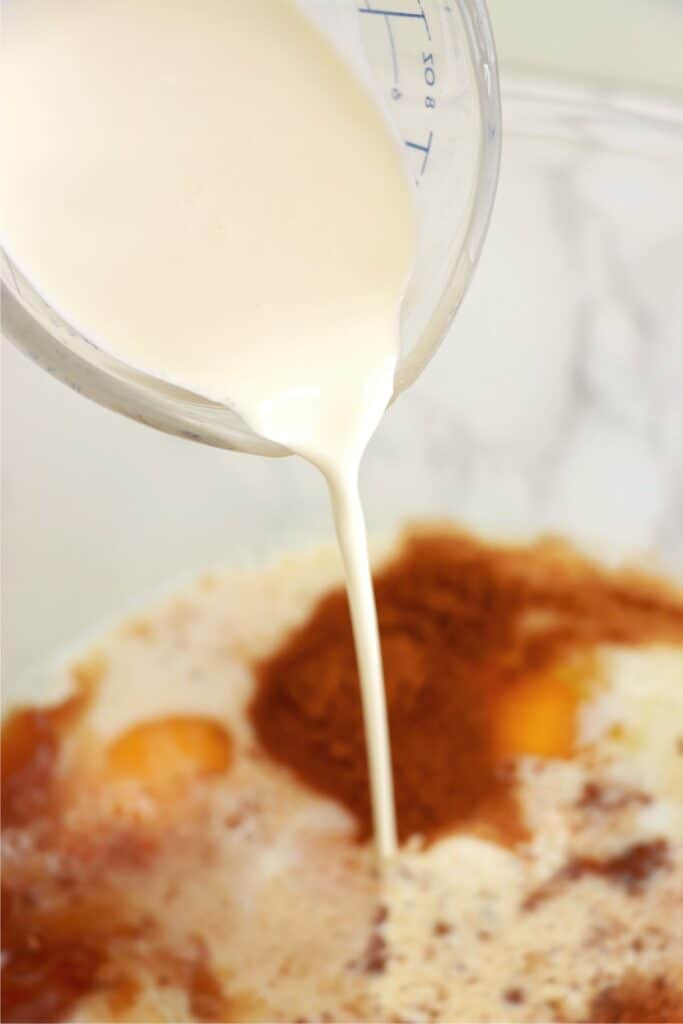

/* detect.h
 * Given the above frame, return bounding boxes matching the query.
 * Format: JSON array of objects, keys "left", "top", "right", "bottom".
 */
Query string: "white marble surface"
[{"left": 3, "top": 83, "right": 683, "bottom": 690}]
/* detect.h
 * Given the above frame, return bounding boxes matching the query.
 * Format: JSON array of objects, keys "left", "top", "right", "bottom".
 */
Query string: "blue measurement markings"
[
  {"left": 358, "top": 2, "right": 431, "bottom": 39},
  {"left": 404, "top": 130, "right": 433, "bottom": 175},
  {"left": 358, "top": 3, "right": 435, "bottom": 177}
]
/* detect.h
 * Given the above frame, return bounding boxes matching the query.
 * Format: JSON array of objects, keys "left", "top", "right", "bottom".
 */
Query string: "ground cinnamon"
[
  {"left": 523, "top": 839, "right": 672, "bottom": 912},
  {"left": 1, "top": 689, "right": 90, "bottom": 829},
  {"left": 1, "top": 697, "right": 231, "bottom": 1024},
  {"left": 583, "top": 973, "right": 683, "bottom": 1023},
  {"left": 251, "top": 528, "right": 683, "bottom": 844}
]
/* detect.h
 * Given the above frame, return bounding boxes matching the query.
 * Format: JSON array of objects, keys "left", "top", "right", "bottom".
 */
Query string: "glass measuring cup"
[{"left": 1, "top": 0, "right": 500, "bottom": 457}]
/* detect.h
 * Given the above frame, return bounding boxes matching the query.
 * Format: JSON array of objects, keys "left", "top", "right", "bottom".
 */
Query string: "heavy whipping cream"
[{"left": 2, "top": 0, "right": 417, "bottom": 855}]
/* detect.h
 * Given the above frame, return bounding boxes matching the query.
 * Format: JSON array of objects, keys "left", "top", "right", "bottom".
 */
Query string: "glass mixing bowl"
[
  {"left": 3, "top": 77, "right": 683, "bottom": 701},
  {"left": 0, "top": 0, "right": 500, "bottom": 456}
]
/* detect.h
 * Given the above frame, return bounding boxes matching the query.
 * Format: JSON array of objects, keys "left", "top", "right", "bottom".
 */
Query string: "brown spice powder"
[
  {"left": 251, "top": 529, "right": 683, "bottom": 844},
  {"left": 1, "top": 696, "right": 231, "bottom": 1023},
  {"left": 582, "top": 973, "right": 683, "bottom": 1023},
  {"left": 523, "top": 839, "right": 672, "bottom": 912}
]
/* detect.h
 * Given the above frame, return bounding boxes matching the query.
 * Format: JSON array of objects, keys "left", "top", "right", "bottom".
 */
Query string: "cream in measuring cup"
[{"left": 2, "top": 0, "right": 417, "bottom": 856}]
